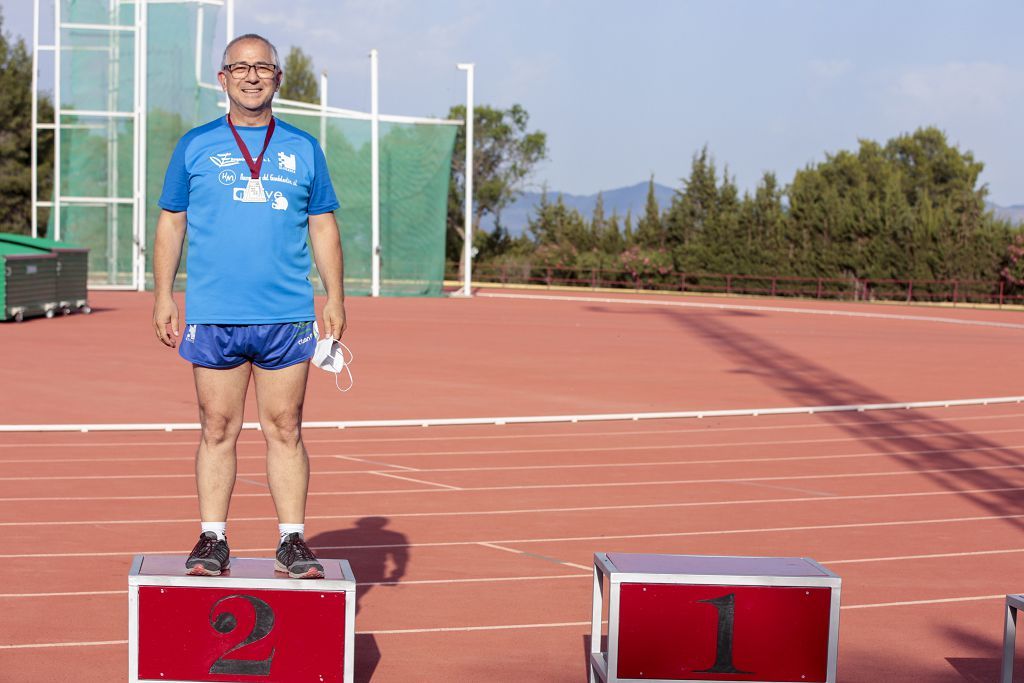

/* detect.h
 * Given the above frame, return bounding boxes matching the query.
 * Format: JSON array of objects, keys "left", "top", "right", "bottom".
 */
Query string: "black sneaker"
[
  {"left": 275, "top": 533, "right": 324, "bottom": 579},
  {"left": 185, "top": 531, "right": 230, "bottom": 576}
]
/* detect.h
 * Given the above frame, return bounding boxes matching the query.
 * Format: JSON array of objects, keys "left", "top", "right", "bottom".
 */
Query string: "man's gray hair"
[{"left": 221, "top": 33, "right": 280, "bottom": 68}]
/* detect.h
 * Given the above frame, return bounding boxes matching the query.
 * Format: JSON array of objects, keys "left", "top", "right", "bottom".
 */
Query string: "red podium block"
[
  {"left": 590, "top": 553, "right": 841, "bottom": 683},
  {"left": 128, "top": 555, "right": 356, "bottom": 683}
]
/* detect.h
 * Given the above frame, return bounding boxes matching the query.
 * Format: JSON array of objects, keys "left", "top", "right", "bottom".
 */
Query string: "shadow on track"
[
  {"left": 587, "top": 304, "right": 1024, "bottom": 532},
  {"left": 308, "top": 517, "right": 410, "bottom": 683}
]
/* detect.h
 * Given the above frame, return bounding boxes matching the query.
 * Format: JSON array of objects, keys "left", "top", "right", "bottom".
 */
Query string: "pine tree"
[
  {"left": 0, "top": 16, "right": 54, "bottom": 235},
  {"left": 635, "top": 176, "right": 663, "bottom": 248},
  {"left": 279, "top": 47, "right": 319, "bottom": 103}
]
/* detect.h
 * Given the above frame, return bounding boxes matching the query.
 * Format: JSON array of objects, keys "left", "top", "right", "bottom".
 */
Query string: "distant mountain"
[
  {"left": 989, "top": 202, "right": 1024, "bottom": 225},
  {"left": 480, "top": 181, "right": 676, "bottom": 237}
]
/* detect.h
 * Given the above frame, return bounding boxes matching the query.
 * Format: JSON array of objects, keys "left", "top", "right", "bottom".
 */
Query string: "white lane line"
[
  {"left": 334, "top": 455, "right": 419, "bottom": 471},
  {"left": 842, "top": 595, "right": 1005, "bottom": 610},
  {"left": 0, "top": 574, "right": 594, "bottom": 598},
  {"left": 0, "top": 590, "right": 123, "bottom": 599},
  {"left": 478, "top": 542, "right": 591, "bottom": 571},
  {"left": 481, "top": 291, "right": 1024, "bottom": 331},
  {"left": 6, "top": 397, "right": 1024, "bottom": 434},
  {"left": 7, "top": 511, "right": 1024, "bottom": 559},
  {"left": 6, "top": 547, "right": 1024, "bottom": 599},
  {"left": 3, "top": 442, "right": 1020, "bottom": 503},
  {"left": 823, "top": 548, "right": 1024, "bottom": 565},
  {"left": 4, "top": 409, "right": 1022, "bottom": 454},
  {"left": 363, "top": 621, "right": 593, "bottom": 635},
  {"left": 0, "top": 640, "right": 127, "bottom": 650},
  {"left": 2, "top": 484, "right": 1023, "bottom": 528},
  {"left": 0, "top": 593, "right": 1005, "bottom": 645},
  {"left": 2, "top": 460, "right": 1023, "bottom": 506},
  {"left": 5, "top": 427, "right": 1023, "bottom": 482},
  {"left": 371, "top": 472, "right": 463, "bottom": 490}
]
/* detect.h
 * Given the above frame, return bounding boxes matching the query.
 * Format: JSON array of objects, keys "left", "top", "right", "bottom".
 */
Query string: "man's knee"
[
  {"left": 262, "top": 410, "right": 302, "bottom": 446},
  {"left": 199, "top": 409, "right": 243, "bottom": 447}
]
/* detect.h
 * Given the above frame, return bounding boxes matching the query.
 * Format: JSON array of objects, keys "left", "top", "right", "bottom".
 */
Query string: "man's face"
[{"left": 218, "top": 39, "right": 281, "bottom": 114}]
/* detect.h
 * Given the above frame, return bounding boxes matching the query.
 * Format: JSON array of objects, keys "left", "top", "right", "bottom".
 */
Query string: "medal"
[
  {"left": 242, "top": 178, "right": 266, "bottom": 202},
  {"left": 227, "top": 114, "right": 276, "bottom": 202}
]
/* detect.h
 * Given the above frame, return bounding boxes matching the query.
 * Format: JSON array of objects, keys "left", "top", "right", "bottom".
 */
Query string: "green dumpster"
[
  {"left": 0, "top": 234, "right": 90, "bottom": 315},
  {"left": 0, "top": 241, "right": 59, "bottom": 322}
]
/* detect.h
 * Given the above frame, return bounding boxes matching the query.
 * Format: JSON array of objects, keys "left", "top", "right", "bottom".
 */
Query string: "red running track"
[{"left": 2, "top": 289, "right": 1024, "bottom": 681}]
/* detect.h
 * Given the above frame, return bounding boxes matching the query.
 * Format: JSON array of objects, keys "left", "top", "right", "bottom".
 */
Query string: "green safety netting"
[{"left": 52, "top": 0, "right": 456, "bottom": 296}]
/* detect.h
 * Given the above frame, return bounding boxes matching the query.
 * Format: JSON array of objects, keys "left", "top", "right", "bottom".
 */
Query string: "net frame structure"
[{"left": 31, "top": 0, "right": 475, "bottom": 296}]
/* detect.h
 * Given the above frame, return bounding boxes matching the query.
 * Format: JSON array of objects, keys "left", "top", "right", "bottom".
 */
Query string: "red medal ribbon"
[{"left": 226, "top": 114, "right": 276, "bottom": 180}]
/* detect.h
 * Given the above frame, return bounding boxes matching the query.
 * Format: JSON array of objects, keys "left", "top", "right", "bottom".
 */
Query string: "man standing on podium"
[{"left": 151, "top": 33, "right": 345, "bottom": 579}]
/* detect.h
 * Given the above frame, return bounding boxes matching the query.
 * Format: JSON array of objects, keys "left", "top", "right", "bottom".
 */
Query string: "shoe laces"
[
  {"left": 283, "top": 535, "right": 316, "bottom": 562},
  {"left": 191, "top": 533, "right": 220, "bottom": 558}
]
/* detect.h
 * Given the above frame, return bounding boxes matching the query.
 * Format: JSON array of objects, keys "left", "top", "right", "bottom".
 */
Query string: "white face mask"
[{"left": 312, "top": 334, "right": 354, "bottom": 393}]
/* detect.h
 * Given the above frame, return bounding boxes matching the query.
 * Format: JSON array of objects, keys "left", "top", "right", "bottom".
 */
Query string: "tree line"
[{"left": 450, "top": 123, "right": 1021, "bottom": 297}]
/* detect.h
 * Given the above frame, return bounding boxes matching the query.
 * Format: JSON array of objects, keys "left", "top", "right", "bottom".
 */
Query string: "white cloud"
[
  {"left": 886, "top": 62, "right": 1024, "bottom": 118},
  {"left": 808, "top": 59, "right": 853, "bottom": 81}
]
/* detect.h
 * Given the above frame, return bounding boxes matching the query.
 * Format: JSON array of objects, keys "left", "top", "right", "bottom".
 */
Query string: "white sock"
[
  {"left": 279, "top": 523, "right": 304, "bottom": 545},
  {"left": 201, "top": 522, "right": 227, "bottom": 541}
]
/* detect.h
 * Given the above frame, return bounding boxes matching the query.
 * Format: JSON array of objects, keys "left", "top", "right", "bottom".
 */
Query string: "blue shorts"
[{"left": 179, "top": 321, "right": 318, "bottom": 370}]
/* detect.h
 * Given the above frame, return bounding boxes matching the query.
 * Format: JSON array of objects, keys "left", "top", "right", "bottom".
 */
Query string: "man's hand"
[
  {"left": 322, "top": 297, "right": 346, "bottom": 340},
  {"left": 153, "top": 295, "right": 180, "bottom": 347}
]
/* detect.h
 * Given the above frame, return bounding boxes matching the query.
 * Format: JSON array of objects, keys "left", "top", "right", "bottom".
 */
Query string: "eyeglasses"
[{"left": 222, "top": 62, "right": 278, "bottom": 80}]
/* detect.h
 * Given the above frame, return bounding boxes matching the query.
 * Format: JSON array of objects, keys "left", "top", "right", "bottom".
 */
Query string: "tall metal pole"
[
  {"left": 135, "top": 0, "right": 148, "bottom": 290},
  {"left": 53, "top": 0, "right": 62, "bottom": 240},
  {"left": 456, "top": 63, "right": 474, "bottom": 296},
  {"left": 319, "top": 71, "right": 328, "bottom": 152},
  {"left": 31, "top": 0, "right": 39, "bottom": 237},
  {"left": 370, "top": 48, "right": 380, "bottom": 297},
  {"left": 225, "top": 0, "right": 235, "bottom": 43}
]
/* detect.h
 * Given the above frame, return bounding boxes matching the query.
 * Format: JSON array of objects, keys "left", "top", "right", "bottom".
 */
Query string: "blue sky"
[{"left": 7, "top": 0, "right": 1024, "bottom": 204}]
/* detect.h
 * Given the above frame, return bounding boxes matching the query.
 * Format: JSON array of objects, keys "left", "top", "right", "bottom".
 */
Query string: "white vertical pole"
[
  {"left": 225, "top": 0, "right": 234, "bottom": 43},
  {"left": 319, "top": 71, "right": 327, "bottom": 152},
  {"left": 107, "top": 0, "right": 119, "bottom": 284},
  {"left": 54, "top": 0, "right": 62, "bottom": 241},
  {"left": 194, "top": 4, "right": 204, "bottom": 85},
  {"left": 370, "top": 48, "right": 380, "bottom": 297},
  {"left": 135, "top": 0, "right": 148, "bottom": 291},
  {"left": 457, "top": 63, "right": 474, "bottom": 296},
  {"left": 31, "top": 0, "right": 39, "bottom": 238}
]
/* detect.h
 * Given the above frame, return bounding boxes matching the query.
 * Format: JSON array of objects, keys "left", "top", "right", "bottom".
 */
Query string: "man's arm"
[
  {"left": 152, "top": 209, "right": 187, "bottom": 347},
  {"left": 308, "top": 211, "right": 346, "bottom": 339}
]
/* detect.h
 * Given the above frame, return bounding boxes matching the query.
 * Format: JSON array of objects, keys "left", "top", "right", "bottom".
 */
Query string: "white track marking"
[
  {"left": 4, "top": 396, "right": 1024, "bottom": 433},
  {"left": 0, "top": 590, "right": 123, "bottom": 598},
  {"left": 7, "top": 511, "right": 1023, "bottom": 559},
  {"left": 823, "top": 548, "right": 1024, "bottom": 565},
  {"left": 335, "top": 455, "right": 419, "bottom": 471},
  {"left": 4, "top": 409, "right": 1023, "bottom": 453},
  {"left": 6, "top": 548, "right": 1024, "bottom": 599},
  {"left": 370, "top": 471, "right": 463, "bottom": 490},
  {"left": 478, "top": 542, "right": 591, "bottom": 571},
  {"left": 4, "top": 426, "right": 1023, "bottom": 481},
  {"left": 2, "top": 485, "right": 1022, "bottom": 533},
  {"left": 3, "top": 442, "right": 1022, "bottom": 502},
  {"left": 842, "top": 595, "right": 1005, "bottom": 609},
  {"left": 0, "top": 593, "right": 1003, "bottom": 646},
  {"left": 481, "top": 291, "right": 1024, "bottom": 331},
  {"left": 363, "top": 621, "right": 593, "bottom": 635},
  {"left": 0, "top": 640, "right": 127, "bottom": 650},
  {"left": 1, "top": 459, "right": 1021, "bottom": 500}
]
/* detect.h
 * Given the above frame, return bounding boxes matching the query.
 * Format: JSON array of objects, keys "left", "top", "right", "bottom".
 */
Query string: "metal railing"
[{"left": 452, "top": 263, "right": 1024, "bottom": 306}]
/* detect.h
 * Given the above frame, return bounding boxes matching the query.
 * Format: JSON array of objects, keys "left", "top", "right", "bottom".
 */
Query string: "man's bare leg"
[
  {"left": 253, "top": 361, "right": 310, "bottom": 524},
  {"left": 194, "top": 363, "right": 252, "bottom": 522}
]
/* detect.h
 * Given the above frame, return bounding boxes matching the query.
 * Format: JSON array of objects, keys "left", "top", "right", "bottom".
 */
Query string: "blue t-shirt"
[{"left": 158, "top": 116, "right": 339, "bottom": 324}]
